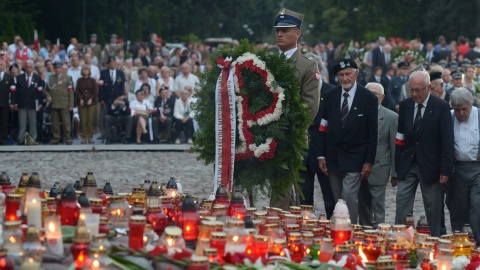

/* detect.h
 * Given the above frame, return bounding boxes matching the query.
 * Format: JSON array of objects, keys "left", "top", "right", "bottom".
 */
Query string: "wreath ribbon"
[{"left": 214, "top": 56, "right": 236, "bottom": 193}]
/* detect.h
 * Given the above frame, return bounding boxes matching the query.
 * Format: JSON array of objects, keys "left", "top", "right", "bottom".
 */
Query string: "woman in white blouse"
[
  {"left": 157, "top": 66, "right": 174, "bottom": 95},
  {"left": 130, "top": 89, "right": 154, "bottom": 144},
  {"left": 134, "top": 67, "right": 156, "bottom": 96}
]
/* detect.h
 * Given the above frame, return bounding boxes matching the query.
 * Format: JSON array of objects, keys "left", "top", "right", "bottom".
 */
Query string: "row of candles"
[{"left": 0, "top": 171, "right": 479, "bottom": 270}]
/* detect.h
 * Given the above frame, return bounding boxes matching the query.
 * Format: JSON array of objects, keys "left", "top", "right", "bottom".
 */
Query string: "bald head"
[{"left": 366, "top": 82, "right": 384, "bottom": 105}]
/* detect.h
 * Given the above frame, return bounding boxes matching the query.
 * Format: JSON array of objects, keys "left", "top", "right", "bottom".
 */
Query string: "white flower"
[{"left": 452, "top": 256, "right": 470, "bottom": 270}]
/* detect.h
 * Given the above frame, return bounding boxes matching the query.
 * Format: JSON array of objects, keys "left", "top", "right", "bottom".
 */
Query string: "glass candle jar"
[
  {"left": 287, "top": 232, "right": 304, "bottom": 263},
  {"left": 224, "top": 220, "right": 249, "bottom": 255},
  {"left": 5, "top": 194, "right": 22, "bottom": 221},
  {"left": 145, "top": 205, "right": 168, "bottom": 236},
  {"left": 264, "top": 223, "right": 285, "bottom": 252},
  {"left": 211, "top": 205, "right": 227, "bottom": 221},
  {"left": 198, "top": 220, "right": 217, "bottom": 240},
  {"left": 437, "top": 249, "right": 454, "bottom": 270},
  {"left": 44, "top": 215, "right": 64, "bottom": 256},
  {"left": 438, "top": 239, "right": 452, "bottom": 251},
  {"left": 302, "top": 232, "right": 314, "bottom": 257},
  {"left": 160, "top": 196, "right": 175, "bottom": 225},
  {"left": 272, "top": 238, "right": 287, "bottom": 256},
  {"left": 91, "top": 233, "right": 111, "bottom": 253},
  {"left": 188, "top": 255, "right": 209, "bottom": 270},
  {"left": 71, "top": 224, "right": 91, "bottom": 270},
  {"left": 22, "top": 226, "right": 46, "bottom": 268},
  {"left": 285, "top": 224, "right": 300, "bottom": 239},
  {"left": 386, "top": 242, "right": 409, "bottom": 268},
  {"left": 129, "top": 188, "right": 146, "bottom": 206},
  {"left": 57, "top": 185, "right": 80, "bottom": 226},
  {"left": 106, "top": 195, "right": 130, "bottom": 229},
  {"left": 129, "top": 216, "right": 146, "bottom": 251},
  {"left": 196, "top": 238, "right": 210, "bottom": 256},
  {"left": 89, "top": 198, "right": 103, "bottom": 215},
  {"left": 99, "top": 217, "right": 110, "bottom": 235},
  {"left": 289, "top": 206, "right": 301, "bottom": 215},
  {"left": 452, "top": 232, "right": 473, "bottom": 257},
  {"left": 210, "top": 232, "right": 227, "bottom": 263},
  {"left": 253, "top": 235, "right": 269, "bottom": 260},
  {"left": 417, "top": 242, "right": 435, "bottom": 264},
  {"left": 3, "top": 221, "right": 23, "bottom": 264},
  {"left": 362, "top": 234, "right": 382, "bottom": 263},
  {"left": 300, "top": 205, "right": 315, "bottom": 222},
  {"left": 159, "top": 226, "right": 186, "bottom": 249},
  {"left": 319, "top": 238, "right": 334, "bottom": 263},
  {"left": 0, "top": 249, "right": 13, "bottom": 270},
  {"left": 203, "top": 248, "right": 219, "bottom": 263}
]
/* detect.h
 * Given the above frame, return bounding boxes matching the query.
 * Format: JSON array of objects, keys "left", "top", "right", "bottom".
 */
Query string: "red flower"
[
  {"left": 466, "top": 261, "right": 480, "bottom": 270},
  {"left": 172, "top": 249, "right": 192, "bottom": 260},
  {"left": 147, "top": 246, "right": 168, "bottom": 256}
]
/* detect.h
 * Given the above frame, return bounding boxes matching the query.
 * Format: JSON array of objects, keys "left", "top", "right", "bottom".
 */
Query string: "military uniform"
[
  {"left": 45, "top": 71, "right": 74, "bottom": 144},
  {"left": 269, "top": 8, "right": 321, "bottom": 210}
]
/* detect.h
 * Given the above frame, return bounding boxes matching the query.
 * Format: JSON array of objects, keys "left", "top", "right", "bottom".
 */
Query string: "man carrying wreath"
[{"left": 270, "top": 8, "right": 320, "bottom": 210}]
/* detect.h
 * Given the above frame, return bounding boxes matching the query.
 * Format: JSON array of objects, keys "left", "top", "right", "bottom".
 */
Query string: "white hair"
[
  {"left": 450, "top": 88, "right": 474, "bottom": 107},
  {"left": 365, "top": 82, "right": 384, "bottom": 95},
  {"left": 410, "top": 70, "right": 430, "bottom": 86}
]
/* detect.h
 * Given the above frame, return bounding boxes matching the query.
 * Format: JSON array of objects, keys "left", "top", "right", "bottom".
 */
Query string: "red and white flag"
[{"left": 33, "top": 30, "right": 40, "bottom": 52}]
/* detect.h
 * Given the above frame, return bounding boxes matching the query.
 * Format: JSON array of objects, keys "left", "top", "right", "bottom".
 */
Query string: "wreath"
[{"left": 193, "top": 40, "right": 311, "bottom": 202}]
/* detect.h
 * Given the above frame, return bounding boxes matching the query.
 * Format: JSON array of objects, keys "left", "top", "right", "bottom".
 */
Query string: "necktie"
[
  {"left": 341, "top": 92, "right": 349, "bottom": 127},
  {"left": 414, "top": 104, "right": 423, "bottom": 136},
  {"left": 110, "top": 70, "right": 114, "bottom": 83},
  {"left": 27, "top": 74, "right": 30, "bottom": 86}
]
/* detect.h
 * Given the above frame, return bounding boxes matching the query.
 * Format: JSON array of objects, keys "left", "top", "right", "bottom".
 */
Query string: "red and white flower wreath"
[{"left": 232, "top": 52, "right": 285, "bottom": 161}]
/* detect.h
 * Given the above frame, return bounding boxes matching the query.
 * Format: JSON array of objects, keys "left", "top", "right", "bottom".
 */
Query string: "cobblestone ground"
[{"left": 1, "top": 151, "right": 450, "bottom": 231}]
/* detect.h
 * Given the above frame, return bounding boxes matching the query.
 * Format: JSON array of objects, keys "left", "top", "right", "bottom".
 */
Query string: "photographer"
[{"left": 104, "top": 95, "right": 132, "bottom": 144}]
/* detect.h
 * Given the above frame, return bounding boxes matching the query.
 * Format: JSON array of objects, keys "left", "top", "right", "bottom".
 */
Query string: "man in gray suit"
[{"left": 358, "top": 82, "right": 398, "bottom": 226}]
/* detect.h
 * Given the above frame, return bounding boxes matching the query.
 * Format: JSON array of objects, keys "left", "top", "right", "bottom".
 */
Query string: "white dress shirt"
[
  {"left": 130, "top": 99, "right": 153, "bottom": 112},
  {"left": 280, "top": 47, "right": 298, "bottom": 60},
  {"left": 413, "top": 93, "right": 430, "bottom": 122},
  {"left": 341, "top": 82, "right": 358, "bottom": 110},
  {"left": 453, "top": 106, "right": 479, "bottom": 161}
]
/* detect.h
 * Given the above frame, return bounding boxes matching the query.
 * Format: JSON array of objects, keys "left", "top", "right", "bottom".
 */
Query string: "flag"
[{"left": 33, "top": 30, "right": 40, "bottom": 52}]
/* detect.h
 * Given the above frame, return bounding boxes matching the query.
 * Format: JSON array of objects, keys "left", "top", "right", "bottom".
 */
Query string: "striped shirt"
[{"left": 453, "top": 106, "right": 479, "bottom": 161}]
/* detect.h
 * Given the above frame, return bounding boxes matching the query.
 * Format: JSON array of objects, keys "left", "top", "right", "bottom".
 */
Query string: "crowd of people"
[{"left": 0, "top": 33, "right": 205, "bottom": 145}]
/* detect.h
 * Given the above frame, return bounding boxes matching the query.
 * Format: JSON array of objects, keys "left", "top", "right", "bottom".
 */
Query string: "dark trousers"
[
  {"left": 175, "top": 118, "right": 194, "bottom": 140},
  {"left": 152, "top": 116, "right": 173, "bottom": 142},
  {"left": 448, "top": 162, "right": 480, "bottom": 244},
  {"left": 299, "top": 164, "right": 335, "bottom": 219},
  {"left": 104, "top": 115, "right": 132, "bottom": 141},
  {"left": 0, "top": 106, "right": 9, "bottom": 144}
]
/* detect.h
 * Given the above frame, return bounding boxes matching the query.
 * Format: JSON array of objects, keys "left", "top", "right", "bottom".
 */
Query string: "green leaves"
[{"left": 108, "top": 254, "right": 146, "bottom": 270}]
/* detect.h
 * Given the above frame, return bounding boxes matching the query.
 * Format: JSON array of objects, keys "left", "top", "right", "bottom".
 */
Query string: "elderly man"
[
  {"left": 318, "top": 59, "right": 378, "bottom": 223},
  {"left": 395, "top": 71, "right": 454, "bottom": 236},
  {"left": 15, "top": 60, "right": 45, "bottom": 144},
  {"left": 448, "top": 88, "right": 480, "bottom": 246},
  {"left": 0, "top": 60, "right": 15, "bottom": 145},
  {"left": 429, "top": 71, "right": 450, "bottom": 102},
  {"left": 45, "top": 61, "right": 74, "bottom": 145},
  {"left": 173, "top": 63, "right": 199, "bottom": 98},
  {"left": 358, "top": 82, "right": 398, "bottom": 226}
]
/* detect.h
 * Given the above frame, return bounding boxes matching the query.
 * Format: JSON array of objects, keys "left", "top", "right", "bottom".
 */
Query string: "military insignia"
[
  {"left": 354, "top": 107, "right": 357, "bottom": 110},
  {"left": 340, "top": 61, "right": 345, "bottom": 68},
  {"left": 116, "top": 78, "right": 122, "bottom": 83},
  {"left": 280, "top": 8, "right": 285, "bottom": 15},
  {"left": 315, "top": 72, "right": 320, "bottom": 81},
  {"left": 34, "top": 82, "right": 38, "bottom": 88}
]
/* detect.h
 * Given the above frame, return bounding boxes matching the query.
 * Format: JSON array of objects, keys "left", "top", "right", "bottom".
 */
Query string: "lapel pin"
[{"left": 354, "top": 107, "right": 357, "bottom": 110}]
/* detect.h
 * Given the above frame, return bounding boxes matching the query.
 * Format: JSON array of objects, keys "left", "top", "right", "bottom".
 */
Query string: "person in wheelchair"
[
  {"left": 152, "top": 86, "right": 175, "bottom": 143},
  {"left": 104, "top": 95, "right": 132, "bottom": 144},
  {"left": 130, "top": 88, "right": 154, "bottom": 144}
]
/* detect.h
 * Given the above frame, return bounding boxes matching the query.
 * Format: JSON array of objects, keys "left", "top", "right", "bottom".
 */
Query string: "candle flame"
[
  {"left": 441, "top": 266, "right": 446, "bottom": 270},
  {"left": 167, "top": 238, "right": 173, "bottom": 246},
  {"left": 233, "top": 235, "right": 239, "bottom": 242},
  {"left": 186, "top": 225, "right": 191, "bottom": 232},
  {"left": 116, "top": 209, "right": 121, "bottom": 215},
  {"left": 143, "top": 236, "right": 148, "bottom": 244},
  {"left": 28, "top": 258, "right": 34, "bottom": 263},
  {"left": 429, "top": 252, "right": 434, "bottom": 261},
  {"left": 359, "top": 246, "right": 368, "bottom": 262},
  {"left": 48, "top": 222, "right": 56, "bottom": 232},
  {"left": 79, "top": 213, "right": 86, "bottom": 221},
  {"left": 92, "top": 260, "right": 100, "bottom": 268},
  {"left": 9, "top": 236, "right": 16, "bottom": 243}
]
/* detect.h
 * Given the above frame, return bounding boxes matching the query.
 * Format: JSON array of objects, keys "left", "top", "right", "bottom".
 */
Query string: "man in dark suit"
[
  {"left": 386, "top": 62, "right": 410, "bottom": 111},
  {"left": 394, "top": 71, "right": 454, "bottom": 237},
  {"left": 152, "top": 86, "right": 175, "bottom": 143},
  {"left": 358, "top": 82, "right": 398, "bottom": 226},
  {"left": 0, "top": 59, "right": 15, "bottom": 145},
  {"left": 376, "top": 44, "right": 393, "bottom": 72},
  {"left": 15, "top": 60, "right": 44, "bottom": 144},
  {"left": 104, "top": 95, "right": 132, "bottom": 144},
  {"left": 372, "top": 37, "right": 386, "bottom": 70},
  {"left": 270, "top": 8, "right": 320, "bottom": 210},
  {"left": 300, "top": 62, "right": 335, "bottom": 219},
  {"left": 318, "top": 59, "right": 378, "bottom": 224},
  {"left": 99, "top": 57, "right": 126, "bottom": 140}
]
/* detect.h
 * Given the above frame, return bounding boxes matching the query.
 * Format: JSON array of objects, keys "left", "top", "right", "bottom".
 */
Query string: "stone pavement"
[{"left": 0, "top": 151, "right": 450, "bottom": 231}]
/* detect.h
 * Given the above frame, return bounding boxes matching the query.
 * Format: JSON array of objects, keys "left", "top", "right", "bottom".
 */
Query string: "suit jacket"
[
  {"left": 395, "top": 95, "right": 454, "bottom": 184},
  {"left": 290, "top": 50, "right": 320, "bottom": 119},
  {"left": 318, "top": 83, "right": 378, "bottom": 172},
  {"left": 99, "top": 69, "right": 125, "bottom": 105},
  {"left": 368, "top": 106, "right": 398, "bottom": 185},
  {"left": 0, "top": 73, "right": 15, "bottom": 108},
  {"left": 386, "top": 76, "right": 408, "bottom": 110},
  {"left": 464, "top": 50, "right": 480, "bottom": 61},
  {"left": 371, "top": 47, "right": 382, "bottom": 70},
  {"left": 15, "top": 73, "right": 45, "bottom": 109},
  {"left": 376, "top": 53, "right": 392, "bottom": 72},
  {"left": 45, "top": 74, "right": 74, "bottom": 109},
  {"left": 153, "top": 96, "right": 175, "bottom": 118},
  {"left": 308, "top": 81, "right": 334, "bottom": 170},
  {"left": 107, "top": 98, "right": 130, "bottom": 117}
]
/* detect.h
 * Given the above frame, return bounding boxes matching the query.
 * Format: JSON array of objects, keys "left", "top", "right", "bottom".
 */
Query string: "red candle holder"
[
  {"left": 57, "top": 185, "right": 80, "bottom": 226},
  {"left": 97, "top": 188, "right": 108, "bottom": 207},
  {"left": 161, "top": 196, "right": 175, "bottom": 224},
  {"left": 386, "top": 242, "right": 409, "bottom": 268},
  {"left": 188, "top": 256, "right": 209, "bottom": 270},
  {"left": 331, "top": 228, "right": 352, "bottom": 245},
  {"left": 253, "top": 235, "right": 269, "bottom": 260},
  {"left": 89, "top": 198, "right": 103, "bottom": 214},
  {"left": 0, "top": 249, "right": 14, "bottom": 270},
  {"left": 5, "top": 194, "right": 22, "bottom": 221},
  {"left": 146, "top": 205, "right": 168, "bottom": 236},
  {"left": 287, "top": 232, "right": 304, "bottom": 263},
  {"left": 71, "top": 224, "right": 91, "bottom": 270},
  {"left": 210, "top": 232, "right": 226, "bottom": 264},
  {"left": 129, "top": 216, "right": 146, "bottom": 251},
  {"left": 362, "top": 234, "right": 382, "bottom": 263},
  {"left": 99, "top": 217, "right": 110, "bottom": 235}
]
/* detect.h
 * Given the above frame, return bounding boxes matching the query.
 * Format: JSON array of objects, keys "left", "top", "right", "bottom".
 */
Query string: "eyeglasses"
[{"left": 410, "top": 86, "right": 428, "bottom": 94}]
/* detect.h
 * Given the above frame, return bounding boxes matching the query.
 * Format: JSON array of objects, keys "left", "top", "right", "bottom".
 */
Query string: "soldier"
[
  {"left": 102, "top": 34, "right": 121, "bottom": 66},
  {"left": 84, "top": 34, "right": 102, "bottom": 68},
  {"left": 270, "top": 8, "right": 320, "bottom": 210},
  {"left": 45, "top": 61, "right": 74, "bottom": 145}
]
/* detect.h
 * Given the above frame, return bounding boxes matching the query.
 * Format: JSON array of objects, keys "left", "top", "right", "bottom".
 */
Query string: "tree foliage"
[{"left": 2, "top": 0, "right": 479, "bottom": 45}]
